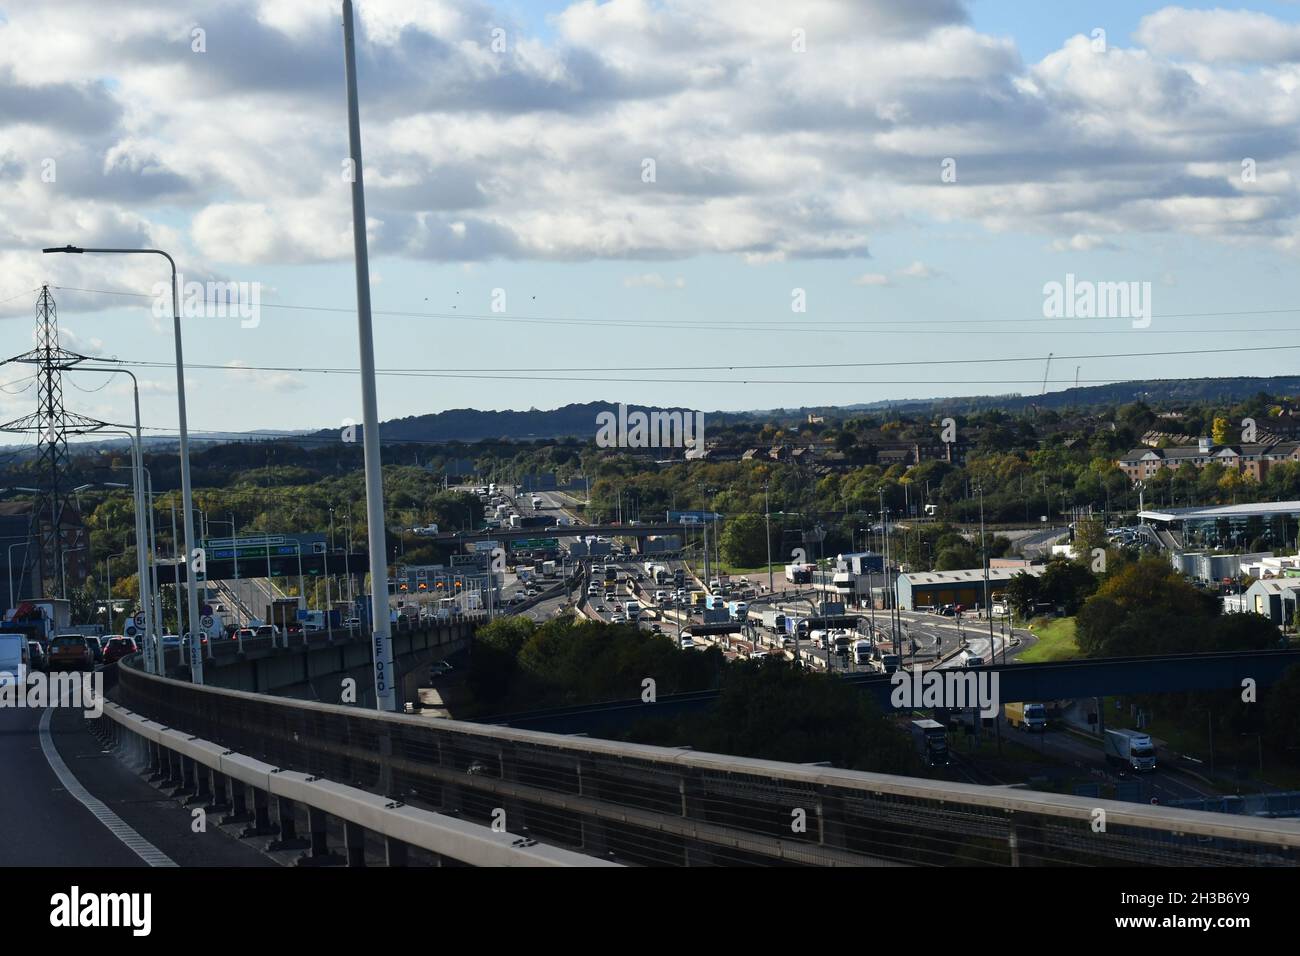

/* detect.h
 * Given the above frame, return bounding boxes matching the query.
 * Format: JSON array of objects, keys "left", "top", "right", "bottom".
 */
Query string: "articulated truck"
[
  {"left": 1104, "top": 728, "right": 1156, "bottom": 772},
  {"left": 911, "top": 719, "right": 950, "bottom": 768},
  {"left": 1005, "top": 701, "right": 1048, "bottom": 732}
]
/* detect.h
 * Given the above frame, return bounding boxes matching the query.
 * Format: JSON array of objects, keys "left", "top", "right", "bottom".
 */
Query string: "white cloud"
[
  {"left": 852, "top": 273, "right": 891, "bottom": 286},
  {"left": 0, "top": 0, "right": 1298, "bottom": 278},
  {"left": 1048, "top": 234, "right": 1119, "bottom": 253},
  {"left": 1135, "top": 8, "right": 1300, "bottom": 64},
  {"left": 623, "top": 273, "right": 686, "bottom": 289},
  {"left": 898, "top": 260, "right": 939, "bottom": 279}
]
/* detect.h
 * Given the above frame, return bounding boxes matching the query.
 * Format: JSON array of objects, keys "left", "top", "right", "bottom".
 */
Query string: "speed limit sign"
[
  {"left": 199, "top": 615, "right": 214, "bottom": 629},
  {"left": 133, "top": 611, "right": 146, "bottom": 628}
]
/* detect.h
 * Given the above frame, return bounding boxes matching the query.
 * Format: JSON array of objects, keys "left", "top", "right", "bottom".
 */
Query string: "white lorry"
[
  {"left": 0, "top": 633, "right": 28, "bottom": 688},
  {"left": 1103, "top": 729, "right": 1157, "bottom": 772}
]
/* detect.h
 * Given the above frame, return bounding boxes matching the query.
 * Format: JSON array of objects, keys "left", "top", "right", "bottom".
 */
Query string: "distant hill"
[
  {"left": 749, "top": 376, "right": 1300, "bottom": 421},
  {"left": 302, "top": 401, "right": 744, "bottom": 444},
  {"left": 21, "top": 375, "right": 1300, "bottom": 455}
]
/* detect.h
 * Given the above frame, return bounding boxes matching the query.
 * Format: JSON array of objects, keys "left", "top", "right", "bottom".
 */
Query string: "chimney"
[{"left": 1198, "top": 436, "right": 1211, "bottom": 453}]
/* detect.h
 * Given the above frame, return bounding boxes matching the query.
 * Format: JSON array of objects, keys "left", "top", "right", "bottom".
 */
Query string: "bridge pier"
[
  {"left": 344, "top": 820, "right": 367, "bottom": 866},
  {"left": 146, "top": 740, "right": 168, "bottom": 784},
  {"left": 158, "top": 748, "right": 183, "bottom": 790},
  {"left": 295, "top": 805, "right": 345, "bottom": 866},
  {"left": 239, "top": 786, "right": 277, "bottom": 837},
  {"left": 266, "top": 796, "right": 310, "bottom": 851},
  {"left": 222, "top": 779, "right": 254, "bottom": 825},
  {"left": 204, "top": 770, "right": 231, "bottom": 815},
  {"left": 385, "top": 836, "right": 418, "bottom": 867},
  {"left": 183, "top": 759, "right": 212, "bottom": 806}
]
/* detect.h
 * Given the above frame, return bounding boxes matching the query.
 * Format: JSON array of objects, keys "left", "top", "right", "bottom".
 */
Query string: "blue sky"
[{"left": 3, "top": 0, "right": 1300, "bottom": 438}]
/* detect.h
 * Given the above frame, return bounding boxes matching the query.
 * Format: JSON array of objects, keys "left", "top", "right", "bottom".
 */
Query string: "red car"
[{"left": 101, "top": 636, "right": 139, "bottom": 664}]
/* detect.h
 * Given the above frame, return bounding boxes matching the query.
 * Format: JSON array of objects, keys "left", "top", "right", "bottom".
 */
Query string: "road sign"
[
  {"left": 133, "top": 612, "right": 146, "bottom": 627},
  {"left": 199, "top": 615, "right": 214, "bottom": 629}
]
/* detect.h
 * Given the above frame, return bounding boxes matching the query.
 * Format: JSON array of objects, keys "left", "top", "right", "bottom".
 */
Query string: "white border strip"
[{"left": 38, "top": 708, "right": 177, "bottom": 868}]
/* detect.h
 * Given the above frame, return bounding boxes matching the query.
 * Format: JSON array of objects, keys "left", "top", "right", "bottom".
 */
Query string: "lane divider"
[{"left": 38, "top": 707, "right": 177, "bottom": 868}]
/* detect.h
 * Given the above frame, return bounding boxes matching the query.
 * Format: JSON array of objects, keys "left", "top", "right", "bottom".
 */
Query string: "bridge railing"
[
  {"left": 113, "top": 659, "right": 1300, "bottom": 867},
  {"left": 91, "top": 696, "right": 612, "bottom": 868}
]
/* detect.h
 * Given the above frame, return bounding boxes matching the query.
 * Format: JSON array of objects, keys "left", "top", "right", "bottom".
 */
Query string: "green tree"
[{"left": 720, "top": 513, "right": 769, "bottom": 568}]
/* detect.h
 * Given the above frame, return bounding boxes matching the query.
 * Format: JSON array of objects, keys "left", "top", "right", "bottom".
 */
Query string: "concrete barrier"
[{"left": 95, "top": 701, "right": 618, "bottom": 868}]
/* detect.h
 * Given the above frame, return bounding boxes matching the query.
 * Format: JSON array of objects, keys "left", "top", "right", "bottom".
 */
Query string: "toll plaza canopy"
[{"left": 1139, "top": 500, "right": 1300, "bottom": 550}]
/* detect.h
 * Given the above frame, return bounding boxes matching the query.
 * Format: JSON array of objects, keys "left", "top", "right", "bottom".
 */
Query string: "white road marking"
[{"left": 38, "top": 707, "right": 177, "bottom": 867}]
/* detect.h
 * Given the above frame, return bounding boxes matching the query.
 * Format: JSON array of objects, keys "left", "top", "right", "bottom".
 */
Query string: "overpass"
[
  {"left": 101, "top": 658, "right": 1300, "bottom": 866},
  {"left": 153, "top": 524, "right": 687, "bottom": 583},
  {"left": 479, "top": 649, "right": 1300, "bottom": 733}
]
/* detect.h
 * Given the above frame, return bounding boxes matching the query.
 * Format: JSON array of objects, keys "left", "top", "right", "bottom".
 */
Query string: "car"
[
  {"left": 27, "top": 640, "right": 47, "bottom": 671},
  {"left": 649, "top": 623, "right": 662, "bottom": 633},
  {"left": 160, "top": 633, "right": 181, "bottom": 650},
  {"left": 526, "top": 588, "right": 539, "bottom": 597},
  {"left": 610, "top": 613, "right": 626, "bottom": 624},
  {"left": 343, "top": 618, "right": 362, "bottom": 629},
  {"left": 254, "top": 625, "right": 278, "bottom": 640},
  {"left": 101, "top": 636, "right": 138, "bottom": 664},
  {"left": 654, "top": 590, "right": 669, "bottom": 602},
  {"left": 48, "top": 635, "right": 93, "bottom": 671},
  {"left": 939, "top": 604, "right": 955, "bottom": 616},
  {"left": 511, "top": 592, "right": 528, "bottom": 604},
  {"left": 83, "top": 636, "right": 104, "bottom": 664},
  {"left": 595, "top": 604, "right": 607, "bottom": 612},
  {"left": 428, "top": 660, "right": 455, "bottom": 679},
  {"left": 235, "top": 627, "right": 257, "bottom": 642}
]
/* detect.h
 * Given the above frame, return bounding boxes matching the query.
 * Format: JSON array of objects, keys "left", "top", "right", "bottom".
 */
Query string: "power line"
[
  {"left": 91, "top": 342, "right": 1300, "bottom": 380},
  {"left": 49, "top": 283, "right": 1300, "bottom": 331}
]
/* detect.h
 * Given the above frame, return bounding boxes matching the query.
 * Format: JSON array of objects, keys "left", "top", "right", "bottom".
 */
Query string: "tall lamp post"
[
  {"left": 342, "top": 0, "right": 396, "bottom": 710},
  {"left": 43, "top": 244, "right": 203, "bottom": 685}
]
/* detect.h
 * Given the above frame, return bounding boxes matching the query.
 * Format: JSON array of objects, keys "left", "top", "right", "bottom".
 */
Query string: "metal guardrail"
[
  {"left": 114, "top": 658, "right": 1300, "bottom": 866},
  {"left": 92, "top": 697, "right": 615, "bottom": 868}
]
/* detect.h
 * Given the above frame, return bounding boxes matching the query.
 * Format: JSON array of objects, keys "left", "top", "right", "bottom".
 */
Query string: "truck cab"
[
  {"left": 911, "top": 719, "right": 949, "bottom": 768},
  {"left": 1104, "top": 729, "right": 1157, "bottom": 772}
]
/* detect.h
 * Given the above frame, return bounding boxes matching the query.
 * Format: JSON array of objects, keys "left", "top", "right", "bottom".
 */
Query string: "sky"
[{"left": 4, "top": 0, "right": 1300, "bottom": 442}]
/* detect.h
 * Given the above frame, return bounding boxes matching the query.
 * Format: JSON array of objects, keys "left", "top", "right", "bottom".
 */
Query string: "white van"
[{"left": 0, "top": 633, "right": 29, "bottom": 687}]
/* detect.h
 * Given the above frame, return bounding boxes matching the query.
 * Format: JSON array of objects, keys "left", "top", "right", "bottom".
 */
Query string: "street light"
[{"left": 43, "top": 244, "right": 203, "bottom": 686}]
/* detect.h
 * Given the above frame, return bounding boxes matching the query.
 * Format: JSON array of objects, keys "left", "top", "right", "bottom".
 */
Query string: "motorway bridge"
[{"left": 479, "top": 649, "right": 1300, "bottom": 734}]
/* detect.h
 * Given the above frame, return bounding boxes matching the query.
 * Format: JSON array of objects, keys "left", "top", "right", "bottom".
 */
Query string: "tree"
[
  {"left": 720, "top": 514, "right": 769, "bottom": 568},
  {"left": 1211, "top": 416, "right": 1231, "bottom": 446},
  {"left": 1004, "top": 571, "right": 1041, "bottom": 618},
  {"left": 934, "top": 543, "right": 978, "bottom": 571},
  {"left": 1039, "top": 559, "right": 1098, "bottom": 615},
  {"left": 1263, "top": 664, "right": 1300, "bottom": 758}
]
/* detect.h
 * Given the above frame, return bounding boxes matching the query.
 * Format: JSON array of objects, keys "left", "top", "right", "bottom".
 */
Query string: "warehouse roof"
[{"left": 901, "top": 566, "right": 1047, "bottom": 586}]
